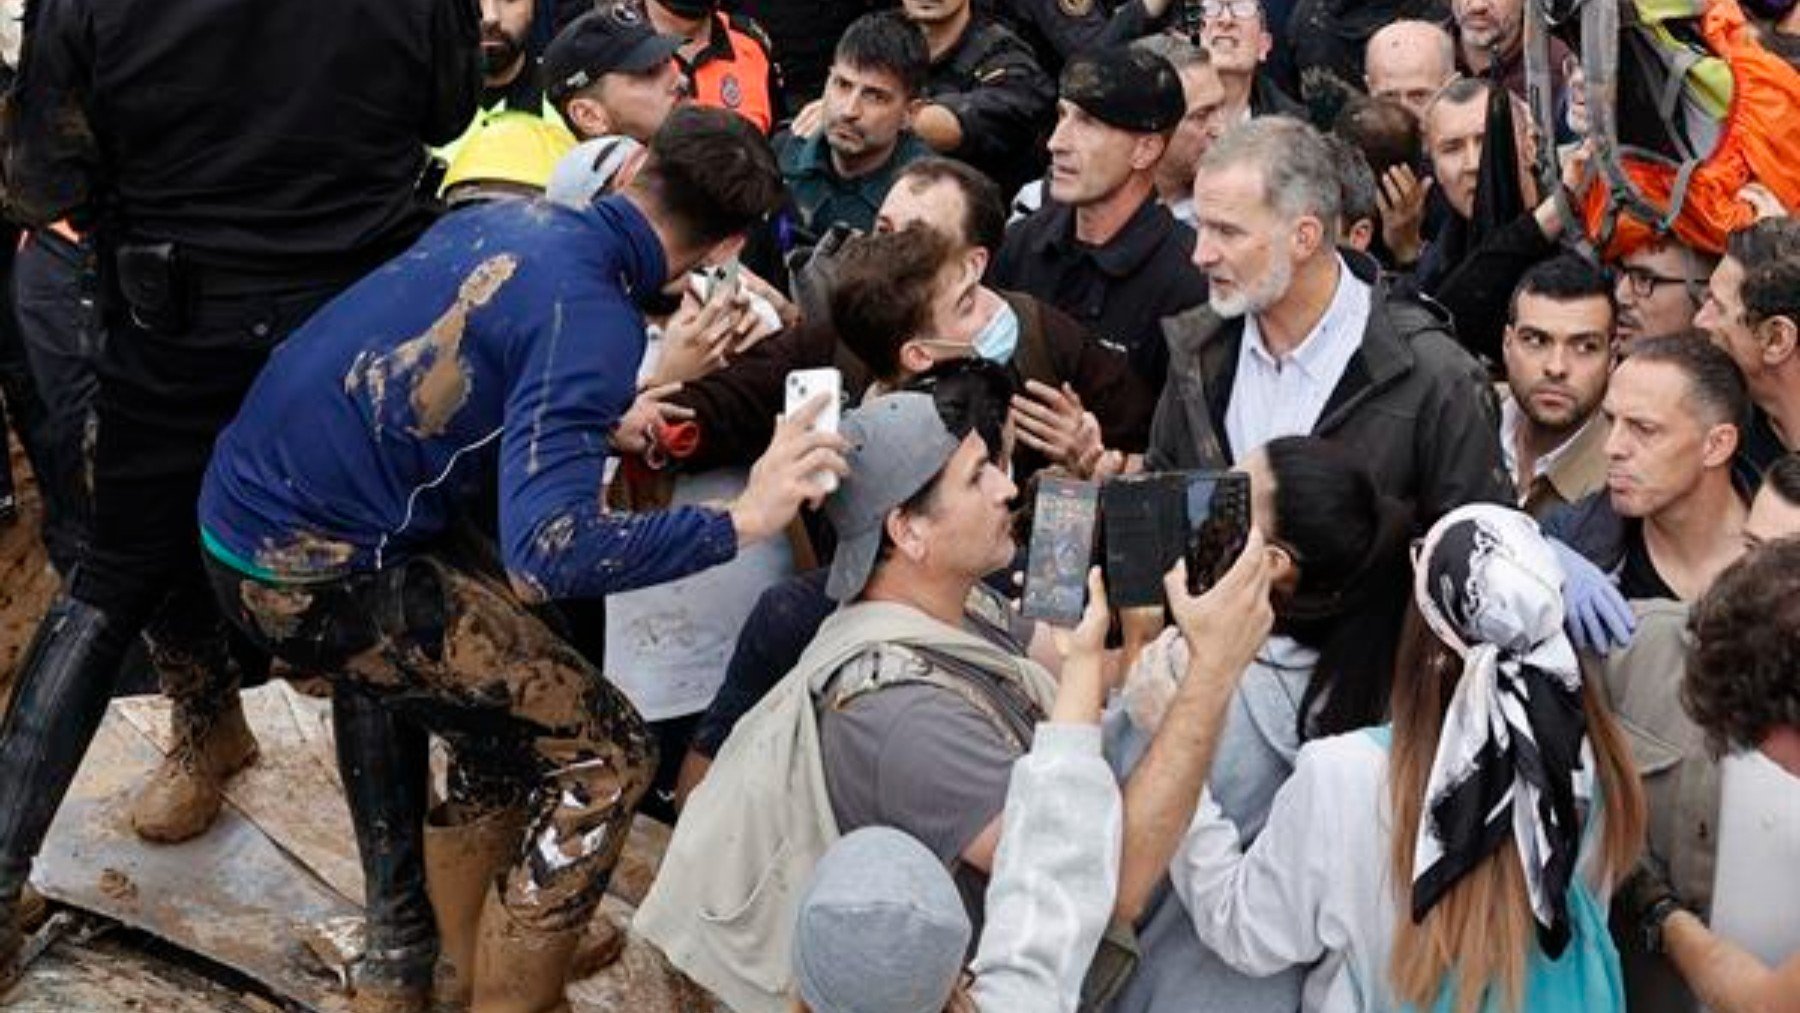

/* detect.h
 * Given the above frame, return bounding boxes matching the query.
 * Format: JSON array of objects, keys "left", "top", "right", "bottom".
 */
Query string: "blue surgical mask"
[{"left": 971, "top": 301, "right": 1019, "bottom": 364}]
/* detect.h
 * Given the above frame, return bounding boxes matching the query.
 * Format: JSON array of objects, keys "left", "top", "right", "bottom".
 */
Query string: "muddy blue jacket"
[{"left": 199, "top": 195, "right": 737, "bottom": 598}]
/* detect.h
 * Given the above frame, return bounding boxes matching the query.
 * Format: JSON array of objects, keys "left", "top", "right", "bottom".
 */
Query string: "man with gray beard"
[{"left": 1146, "top": 116, "right": 1511, "bottom": 529}]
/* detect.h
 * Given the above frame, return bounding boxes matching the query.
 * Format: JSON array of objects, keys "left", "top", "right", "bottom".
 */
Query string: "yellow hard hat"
[{"left": 441, "top": 112, "right": 578, "bottom": 196}]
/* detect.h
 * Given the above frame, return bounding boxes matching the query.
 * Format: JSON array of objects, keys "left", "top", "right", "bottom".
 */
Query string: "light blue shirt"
[{"left": 1224, "top": 256, "right": 1373, "bottom": 459}]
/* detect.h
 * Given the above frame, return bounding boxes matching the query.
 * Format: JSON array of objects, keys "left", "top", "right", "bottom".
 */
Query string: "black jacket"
[
  {"left": 925, "top": 17, "right": 1056, "bottom": 199},
  {"left": 4, "top": 0, "right": 480, "bottom": 277},
  {"left": 1146, "top": 250, "right": 1513, "bottom": 528},
  {"left": 990, "top": 195, "right": 1208, "bottom": 386}
]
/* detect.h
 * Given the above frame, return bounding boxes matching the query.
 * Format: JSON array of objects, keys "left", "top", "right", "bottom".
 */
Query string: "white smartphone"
[{"left": 784, "top": 367, "right": 842, "bottom": 495}]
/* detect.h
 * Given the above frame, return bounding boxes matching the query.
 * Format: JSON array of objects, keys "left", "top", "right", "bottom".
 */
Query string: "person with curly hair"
[{"left": 1616, "top": 538, "right": 1800, "bottom": 1013}]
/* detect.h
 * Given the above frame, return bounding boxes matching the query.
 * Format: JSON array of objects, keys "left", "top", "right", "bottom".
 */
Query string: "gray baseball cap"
[
  {"left": 793, "top": 827, "right": 972, "bottom": 1013},
  {"left": 824, "top": 393, "right": 962, "bottom": 602}
]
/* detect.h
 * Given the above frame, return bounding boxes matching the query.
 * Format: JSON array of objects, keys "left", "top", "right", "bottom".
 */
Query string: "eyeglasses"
[
  {"left": 1615, "top": 265, "right": 1694, "bottom": 299},
  {"left": 1200, "top": 0, "right": 1261, "bottom": 22}
]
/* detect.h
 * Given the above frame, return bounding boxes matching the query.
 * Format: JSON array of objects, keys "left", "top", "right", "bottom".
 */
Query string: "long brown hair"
[{"left": 1386, "top": 605, "right": 1645, "bottom": 1013}]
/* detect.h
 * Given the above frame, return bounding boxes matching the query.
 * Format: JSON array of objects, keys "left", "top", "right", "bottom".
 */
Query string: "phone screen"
[
  {"left": 1185, "top": 472, "right": 1251, "bottom": 595},
  {"left": 1022, "top": 478, "right": 1099, "bottom": 626}
]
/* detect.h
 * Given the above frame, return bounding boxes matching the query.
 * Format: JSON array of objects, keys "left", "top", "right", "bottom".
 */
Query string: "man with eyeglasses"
[
  {"left": 1613, "top": 238, "right": 1720, "bottom": 349},
  {"left": 1196, "top": 0, "right": 1302, "bottom": 127}
]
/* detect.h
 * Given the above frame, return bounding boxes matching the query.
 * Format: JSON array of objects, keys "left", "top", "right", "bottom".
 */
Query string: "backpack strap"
[{"left": 826, "top": 643, "right": 1043, "bottom": 753}]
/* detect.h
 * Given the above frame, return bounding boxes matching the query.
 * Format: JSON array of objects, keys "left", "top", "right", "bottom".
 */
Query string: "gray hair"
[
  {"left": 1197, "top": 115, "right": 1343, "bottom": 227},
  {"left": 1131, "top": 32, "right": 1211, "bottom": 71},
  {"left": 1325, "top": 135, "right": 1377, "bottom": 230}
]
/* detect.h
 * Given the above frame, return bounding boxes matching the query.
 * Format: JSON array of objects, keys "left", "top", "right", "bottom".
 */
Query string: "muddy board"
[
  {"left": 24, "top": 684, "right": 720, "bottom": 1012},
  {"left": 33, "top": 701, "right": 360, "bottom": 1011}
]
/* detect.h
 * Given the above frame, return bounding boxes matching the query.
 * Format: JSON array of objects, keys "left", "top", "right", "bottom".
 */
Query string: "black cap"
[
  {"left": 543, "top": 4, "right": 684, "bottom": 103},
  {"left": 1059, "top": 47, "right": 1186, "bottom": 134}
]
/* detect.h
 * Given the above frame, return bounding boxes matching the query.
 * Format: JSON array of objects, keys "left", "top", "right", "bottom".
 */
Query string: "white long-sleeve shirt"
[
  {"left": 970, "top": 723, "right": 1123, "bottom": 1012},
  {"left": 1171, "top": 730, "right": 1615, "bottom": 1012}
]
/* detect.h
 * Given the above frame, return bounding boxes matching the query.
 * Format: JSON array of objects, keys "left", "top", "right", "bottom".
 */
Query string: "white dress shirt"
[{"left": 1223, "top": 257, "right": 1373, "bottom": 459}]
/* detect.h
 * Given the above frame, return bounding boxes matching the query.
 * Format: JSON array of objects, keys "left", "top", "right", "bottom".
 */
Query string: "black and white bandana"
[{"left": 1410, "top": 504, "right": 1593, "bottom": 957}]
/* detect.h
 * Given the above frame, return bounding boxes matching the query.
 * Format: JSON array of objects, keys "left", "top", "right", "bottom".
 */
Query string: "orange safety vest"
[{"left": 685, "top": 14, "right": 775, "bottom": 134}]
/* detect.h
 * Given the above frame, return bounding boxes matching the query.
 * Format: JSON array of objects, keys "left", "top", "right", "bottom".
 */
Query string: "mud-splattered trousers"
[{"left": 205, "top": 550, "right": 655, "bottom": 933}]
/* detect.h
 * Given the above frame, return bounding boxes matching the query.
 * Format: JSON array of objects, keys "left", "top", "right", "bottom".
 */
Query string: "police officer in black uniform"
[
  {"left": 980, "top": 0, "right": 1178, "bottom": 71},
  {"left": 906, "top": 0, "right": 1056, "bottom": 202},
  {"left": 989, "top": 45, "right": 1209, "bottom": 386},
  {"left": 0, "top": 0, "right": 479, "bottom": 1003}
]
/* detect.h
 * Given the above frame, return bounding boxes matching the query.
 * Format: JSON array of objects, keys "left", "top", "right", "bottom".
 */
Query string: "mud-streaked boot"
[
  {"left": 129, "top": 690, "right": 260, "bottom": 843},
  {"left": 469, "top": 886, "right": 582, "bottom": 1013},
  {"left": 334, "top": 689, "right": 437, "bottom": 1013},
  {"left": 425, "top": 805, "right": 526, "bottom": 1010}
]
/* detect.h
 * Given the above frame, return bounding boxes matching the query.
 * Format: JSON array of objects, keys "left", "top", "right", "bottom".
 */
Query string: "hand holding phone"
[
  {"left": 1021, "top": 477, "right": 1100, "bottom": 626},
  {"left": 784, "top": 368, "right": 843, "bottom": 495}
]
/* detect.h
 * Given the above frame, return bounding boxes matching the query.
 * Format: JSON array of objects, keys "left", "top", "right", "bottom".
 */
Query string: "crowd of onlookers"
[{"left": 0, "top": 0, "right": 1798, "bottom": 1011}]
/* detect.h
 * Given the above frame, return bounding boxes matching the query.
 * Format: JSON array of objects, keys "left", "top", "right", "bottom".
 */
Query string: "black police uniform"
[
  {"left": 924, "top": 14, "right": 1057, "bottom": 201},
  {"left": 990, "top": 196, "right": 1208, "bottom": 386},
  {"left": 980, "top": 0, "right": 1158, "bottom": 71},
  {"left": 0, "top": 0, "right": 480, "bottom": 983}
]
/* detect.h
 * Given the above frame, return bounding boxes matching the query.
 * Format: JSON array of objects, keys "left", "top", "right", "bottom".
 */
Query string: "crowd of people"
[{"left": 0, "top": 0, "right": 1797, "bottom": 1011}]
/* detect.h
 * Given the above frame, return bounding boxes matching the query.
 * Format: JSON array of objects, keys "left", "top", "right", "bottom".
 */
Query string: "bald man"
[{"left": 1364, "top": 20, "right": 1457, "bottom": 120}]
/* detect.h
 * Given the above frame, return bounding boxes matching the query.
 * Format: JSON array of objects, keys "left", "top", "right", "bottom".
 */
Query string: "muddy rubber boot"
[
  {"left": 0, "top": 598, "right": 137, "bottom": 996},
  {"left": 129, "top": 690, "right": 260, "bottom": 843},
  {"left": 336, "top": 689, "right": 437, "bottom": 1013},
  {"left": 0, "top": 869, "right": 23, "bottom": 998},
  {"left": 425, "top": 805, "right": 526, "bottom": 1009},
  {"left": 469, "top": 887, "right": 581, "bottom": 1013}
]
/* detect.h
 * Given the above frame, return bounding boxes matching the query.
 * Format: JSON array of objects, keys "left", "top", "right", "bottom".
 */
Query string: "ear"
[
  {"left": 898, "top": 339, "right": 937, "bottom": 376},
  {"left": 1760, "top": 316, "right": 1799, "bottom": 367},
  {"left": 1257, "top": 28, "right": 1273, "bottom": 62},
  {"left": 1130, "top": 133, "right": 1168, "bottom": 172},
  {"left": 902, "top": 97, "right": 923, "bottom": 131},
  {"left": 1346, "top": 219, "right": 1375, "bottom": 252},
  {"left": 966, "top": 245, "right": 990, "bottom": 279},
  {"left": 1292, "top": 214, "right": 1326, "bottom": 259},
  {"left": 567, "top": 96, "right": 612, "bottom": 139},
  {"left": 1266, "top": 543, "right": 1298, "bottom": 591},
  {"left": 1702, "top": 420, "right": 1742, "bottom": 469},
  {"left": 883, "top": 507, "right": 928, "bottom": 562}
]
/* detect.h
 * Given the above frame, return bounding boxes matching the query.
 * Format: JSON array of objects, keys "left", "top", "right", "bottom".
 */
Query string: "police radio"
[{"left": 1178, "top": 0, "right": 1205, "bottom": 44}]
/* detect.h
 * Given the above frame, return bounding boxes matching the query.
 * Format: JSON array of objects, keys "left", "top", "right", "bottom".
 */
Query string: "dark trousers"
[
  {"left": 207, "top": 552, "right": 655, "bottom": 934},
  {"left": 0, "top": 275, "right": 342, "bottom": 900},
  {"left": 13, "top": 230, "right": 100, "bottom": 574}
]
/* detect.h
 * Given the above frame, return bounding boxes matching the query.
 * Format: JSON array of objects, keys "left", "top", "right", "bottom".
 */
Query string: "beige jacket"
[
  {"left": 1597, "top": 599, "right": 1719, "bottom": 1013},
  {"left": 634, "top": 598, "right": 1057, "bottom": 1013}
]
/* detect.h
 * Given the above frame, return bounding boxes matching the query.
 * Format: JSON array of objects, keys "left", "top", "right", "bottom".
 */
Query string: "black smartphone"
[
  {"left": 1100, "top": 473, "right": 1189, "bottom": 609},
  {"left": 1184, "top": 471, "right": 1251, "bottom": 596},
  {"left": 1021, "top": 477, "right": 1100, "bottom": 626}
]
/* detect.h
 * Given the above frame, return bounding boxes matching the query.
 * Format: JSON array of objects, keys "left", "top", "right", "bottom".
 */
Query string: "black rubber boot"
[
  {"left": 0, "top": 595, "right": 136, "bottom": 994},
  {"left": 332, "top": 687, "right": 437, "bottom": 1012}
]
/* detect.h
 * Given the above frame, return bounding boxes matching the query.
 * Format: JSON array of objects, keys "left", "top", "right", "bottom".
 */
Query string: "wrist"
[{"left": 729, "top": 499, "right": 773, "bottom": 546}]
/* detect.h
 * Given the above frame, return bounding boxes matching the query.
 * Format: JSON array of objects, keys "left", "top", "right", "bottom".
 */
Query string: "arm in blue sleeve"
[{"left": 497, "top": 290, "right": 738, "bottom": 601}]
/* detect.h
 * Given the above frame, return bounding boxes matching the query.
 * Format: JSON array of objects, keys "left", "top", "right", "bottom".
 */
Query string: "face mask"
[{"left": 971, "top": 302, "right": 1019, "bottom": 364}]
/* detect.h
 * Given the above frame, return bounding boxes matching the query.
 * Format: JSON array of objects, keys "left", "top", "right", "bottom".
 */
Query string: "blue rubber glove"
[{"left": 1550, "top": 538, "right": 1637, "bottom": 654}]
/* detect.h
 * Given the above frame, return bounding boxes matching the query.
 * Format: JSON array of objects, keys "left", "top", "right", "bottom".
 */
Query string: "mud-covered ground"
[{"left": 0, "top": 436, "right": 57, "bottom": 700}]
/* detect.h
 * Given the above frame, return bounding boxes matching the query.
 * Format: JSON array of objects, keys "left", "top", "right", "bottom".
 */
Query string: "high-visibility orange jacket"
[{"left": 683, "top": 12, "right": 779, "bottom": 134}]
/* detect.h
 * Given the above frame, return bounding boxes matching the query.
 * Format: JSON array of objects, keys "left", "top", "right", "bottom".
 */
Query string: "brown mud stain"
[
  {"left": 97, "top": 867, "right": 138, "bottom": 903},
  {"left": 253, "top": 531, "right": 357, "bottom": 579},
  {"left": 342, "top": 254, "right": 519, "bottom": 438},
  {"left": 237, "top": 583, "right": 314, "bottom": 642}
]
